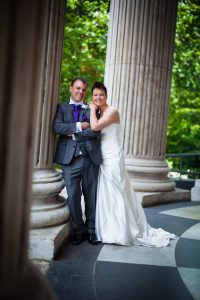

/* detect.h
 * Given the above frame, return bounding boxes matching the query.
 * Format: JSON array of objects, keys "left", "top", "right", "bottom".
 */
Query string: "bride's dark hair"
[{"left": 91, "top": 81, "right": 107, "bottom": 96}]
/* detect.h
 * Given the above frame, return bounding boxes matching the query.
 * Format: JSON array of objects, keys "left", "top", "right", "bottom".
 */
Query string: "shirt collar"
[{"left": 69, "top": 97, "right": 83, "bottom": 106}]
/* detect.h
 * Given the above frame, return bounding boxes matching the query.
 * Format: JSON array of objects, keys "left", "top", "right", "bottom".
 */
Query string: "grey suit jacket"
[{"left": 53, "top": 102, "right": 102, "bottom": 165}]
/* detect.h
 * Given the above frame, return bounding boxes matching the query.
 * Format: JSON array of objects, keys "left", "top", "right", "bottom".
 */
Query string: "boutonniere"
[
  {"left": 81, "top": 104, "right": 90, "bottom": 109},
  {"left": 80, "top": 104, "right": 90, "bottom": 122}
]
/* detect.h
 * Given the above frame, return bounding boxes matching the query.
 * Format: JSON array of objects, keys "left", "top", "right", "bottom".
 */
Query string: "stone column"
[
  {"left": 0, "top": 0, "right": 56, "bottom": 298},
  {"left": 104, "top": 0, "right": 189, "bottom": 205},
  {"left": 191, "top": 180, "right": 200, "bottom": 201},
  {"left": 29, "top": 0, "right": 71, "bottom": 261}
]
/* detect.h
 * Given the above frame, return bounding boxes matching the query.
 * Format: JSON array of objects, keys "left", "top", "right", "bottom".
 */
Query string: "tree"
[
  {"left": 59, "top": 0, "right": 110, "bottom": 102},
  {"left": 167, "top": 0, "right": 200, "bottom": 155},
  {"left": 166, "top": 0, "right": 200, "bottom": 175}
]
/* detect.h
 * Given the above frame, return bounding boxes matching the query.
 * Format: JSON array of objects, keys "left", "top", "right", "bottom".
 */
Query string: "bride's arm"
[{"left": 90, "top": 104, "right": 120, "bottom": 131}]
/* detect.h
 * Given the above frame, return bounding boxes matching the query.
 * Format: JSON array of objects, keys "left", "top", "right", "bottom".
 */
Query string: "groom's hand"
[{"left": 81, "top": 122, "right": 90, "bottom": 129}]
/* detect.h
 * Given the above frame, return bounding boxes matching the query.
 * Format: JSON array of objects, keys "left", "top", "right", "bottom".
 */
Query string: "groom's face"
[{"left": 70, "top": 80, "right": 87, "bottom": 103}]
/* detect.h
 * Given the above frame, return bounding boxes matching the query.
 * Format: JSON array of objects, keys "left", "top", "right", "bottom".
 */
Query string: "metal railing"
[{"left": 165, "top": 153, "right": 200, "bottom": 179}]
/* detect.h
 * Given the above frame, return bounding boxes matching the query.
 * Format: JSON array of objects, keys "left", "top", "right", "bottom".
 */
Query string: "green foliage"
[
  {"left": 59, "top": 0, "right": 110, "bottom": 102},
  {"left": 167, "top": 0, "right": 200, "bottom": 157}
]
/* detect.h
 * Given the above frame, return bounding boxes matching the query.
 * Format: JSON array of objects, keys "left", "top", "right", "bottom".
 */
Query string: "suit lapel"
[
  {"left": 64, "top": 102, "right": 74, "bottom": 122},
  {"left": 79, "top": 103, "right": 90, "bottom": 122},
  {"left": 79, "top": 108, "right": 84, "bottom": 121}
]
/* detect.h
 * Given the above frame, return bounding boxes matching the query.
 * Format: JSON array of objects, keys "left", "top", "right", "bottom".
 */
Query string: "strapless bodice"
[{"left": 101, "top": 123, "right": 121, "bottom": 143}]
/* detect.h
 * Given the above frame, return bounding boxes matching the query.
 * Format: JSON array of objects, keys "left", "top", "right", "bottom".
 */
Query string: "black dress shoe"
[
  {"left": 88, "top": 233, "right": 99, "bottom": 245},
  {"left": 71, "top": 234, "right": 83, "bottom": 245}
]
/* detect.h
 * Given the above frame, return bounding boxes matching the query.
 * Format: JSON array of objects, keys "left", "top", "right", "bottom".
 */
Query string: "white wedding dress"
[{"left": 95, "top": 123, "right": 176, "bottom": 247}]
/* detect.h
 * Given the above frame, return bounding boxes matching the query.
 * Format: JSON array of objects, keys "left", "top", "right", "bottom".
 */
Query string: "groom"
[{"left": 53, "top": 77, "right": 102, "bottom": 245}]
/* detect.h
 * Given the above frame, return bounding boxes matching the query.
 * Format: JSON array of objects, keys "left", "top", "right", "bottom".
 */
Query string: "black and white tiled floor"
[{"left": 47, "top": 201, "right": 200, "bottom": 300}]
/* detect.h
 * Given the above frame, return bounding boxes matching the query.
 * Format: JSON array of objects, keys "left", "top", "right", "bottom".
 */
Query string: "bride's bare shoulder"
[
  {"left": 107, "top": 106, "right": 119, "bottom": 114},
  {"left": 107, "top": 106, "right": 120, "bottom": 122}
]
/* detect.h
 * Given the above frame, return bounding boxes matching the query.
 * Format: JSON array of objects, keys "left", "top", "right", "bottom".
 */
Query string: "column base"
[
  {"left": 136, "top": 188, "right": 191, "bottom": 207},
  {"left": 29, "top": 222, "right": 72, "bottom": 261},
  {"left": 126, "top": 158, "right": 176, "bottom": 192},
  {"left": 191, "top": 180, "right": 200, "bottom": 201}
]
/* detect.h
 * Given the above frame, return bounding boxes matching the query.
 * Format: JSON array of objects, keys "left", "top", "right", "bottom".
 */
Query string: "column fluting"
[{"left": 104, "top": 0, "right": 178, "bottom": 194}]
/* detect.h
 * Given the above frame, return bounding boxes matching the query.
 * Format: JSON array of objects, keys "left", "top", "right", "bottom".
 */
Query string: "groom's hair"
[
  {"left": 71, "top": 77, "right": 87, "bottom": 87},
  {"left": 91, "top": 81, "right": 107, "bottom": 96}
]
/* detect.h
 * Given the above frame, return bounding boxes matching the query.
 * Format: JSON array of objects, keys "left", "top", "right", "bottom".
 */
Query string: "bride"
[{"left": 89, "top": 81, "right": 176, "bottom": 247}]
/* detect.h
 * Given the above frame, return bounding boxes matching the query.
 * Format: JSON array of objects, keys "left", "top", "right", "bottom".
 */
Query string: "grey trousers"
[{"left": 62, "top": 156, "right": 99, "bottom": 234}]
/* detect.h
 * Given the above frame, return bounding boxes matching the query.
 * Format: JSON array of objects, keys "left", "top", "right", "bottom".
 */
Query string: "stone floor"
[{"left": 47, "top": 200, "right": 200, "bottom": 300}]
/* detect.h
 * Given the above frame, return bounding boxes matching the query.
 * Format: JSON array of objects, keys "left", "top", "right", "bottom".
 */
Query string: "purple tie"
[{"left": 73, "top": 104, "right": 82, "bottom": 122}]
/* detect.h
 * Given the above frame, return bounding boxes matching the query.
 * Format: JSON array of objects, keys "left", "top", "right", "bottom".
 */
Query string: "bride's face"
[{"left": 92, "top": 88, "right": 107, "bottom": 108}]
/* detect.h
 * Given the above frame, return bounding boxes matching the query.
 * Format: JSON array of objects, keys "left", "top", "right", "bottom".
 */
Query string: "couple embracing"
[{"left": 53, "top": 78, "right": 176, "bottom": 247}]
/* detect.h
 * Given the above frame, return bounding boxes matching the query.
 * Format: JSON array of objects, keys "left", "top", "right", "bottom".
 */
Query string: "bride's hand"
[{"left": 89, "top": 102, "right": 98, "bottom": 110}]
